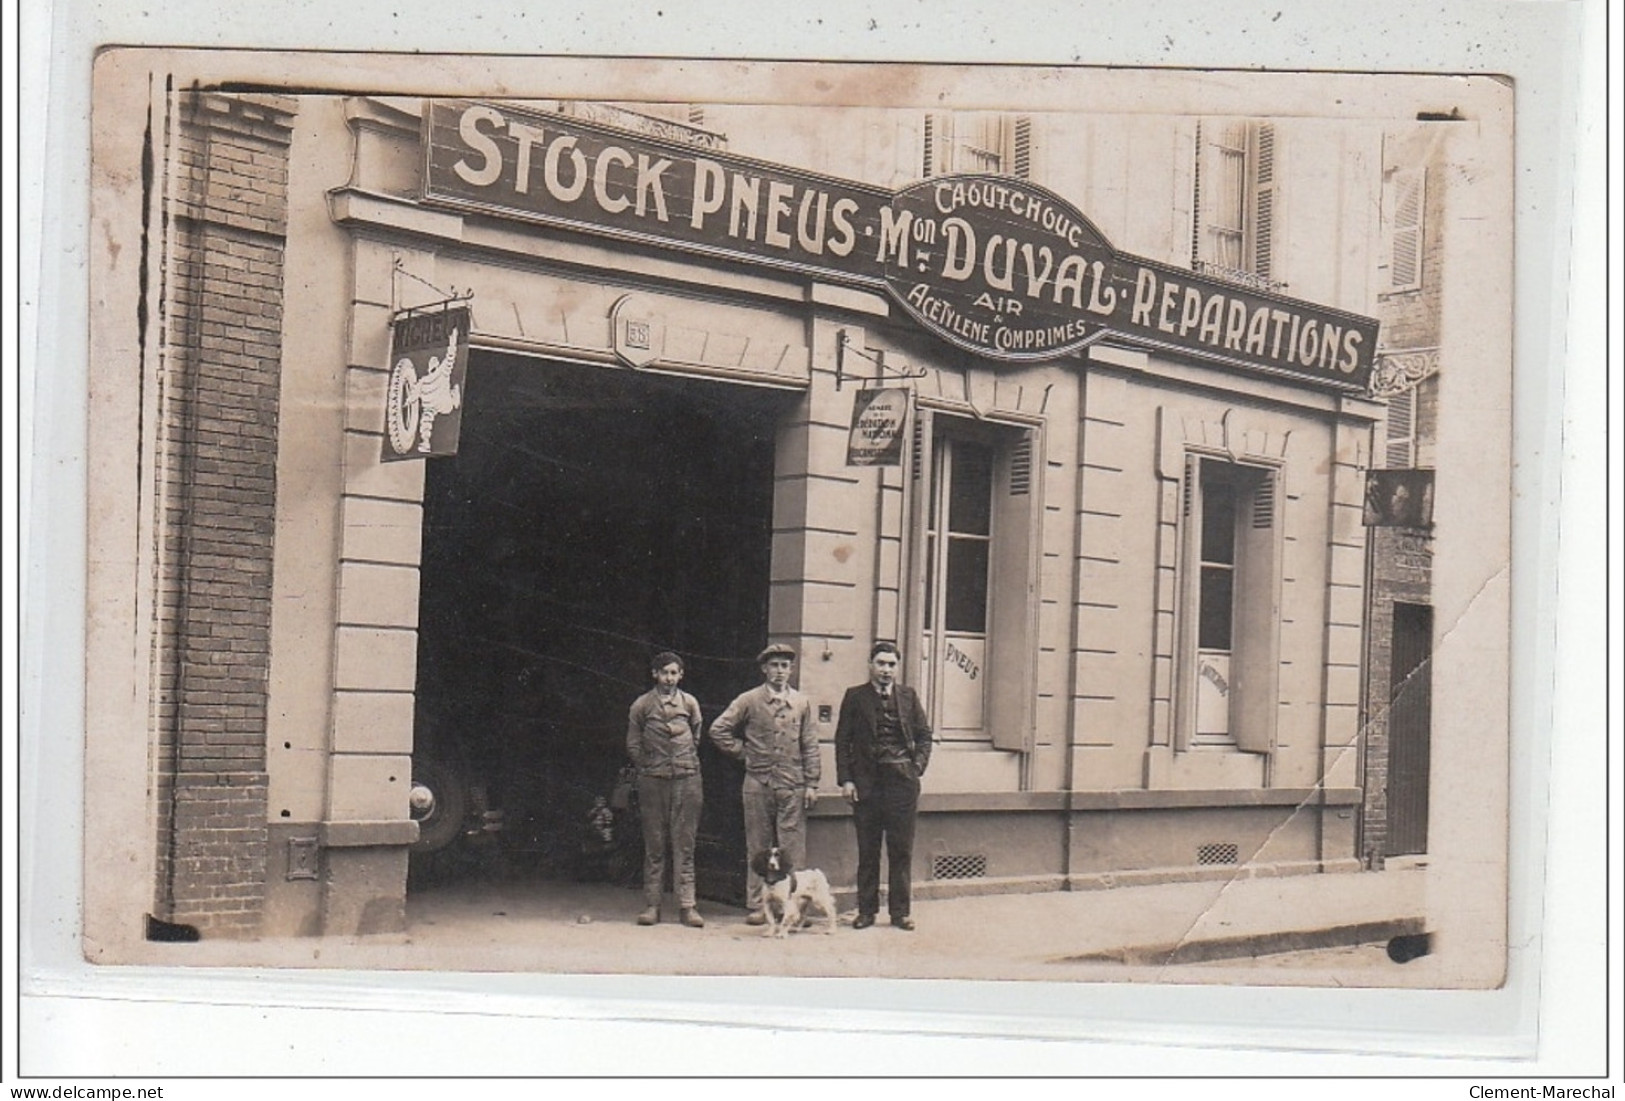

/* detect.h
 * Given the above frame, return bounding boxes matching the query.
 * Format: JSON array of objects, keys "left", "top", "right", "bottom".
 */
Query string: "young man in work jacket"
[
  {"left": 626, "top": 651, "right": 706, "bottom": 928},
  {"left": 834, "top": 641, "right": 932, "bottom": 931},
  {"left": 708, "top": 643, "right": 822, "bottom": 925}
]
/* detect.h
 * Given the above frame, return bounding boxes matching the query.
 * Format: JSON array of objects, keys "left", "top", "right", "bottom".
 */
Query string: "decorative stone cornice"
[{"left": 1369, "top": 347, "right": 1440, "bottom": 398}]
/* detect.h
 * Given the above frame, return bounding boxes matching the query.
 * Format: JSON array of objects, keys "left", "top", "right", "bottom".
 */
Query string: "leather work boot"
[
  {"left": 636, "top": 906, "right": 660, "bottom": 926},
  {"left": 745, "top": 910, "right": 768, "bottom": 926},
  {"left": 680, "top": 908, "right": 705, "bottom": 928}
]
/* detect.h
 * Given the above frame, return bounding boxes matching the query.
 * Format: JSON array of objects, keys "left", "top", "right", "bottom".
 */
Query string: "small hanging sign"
[
  {"left": 1363, "top": 469, "right": 1435, "bottom": 528},
  {"left": 845, "top": 388, "right": 910, "bottom": 467},
  {"left": 383, "top": 305, "right": 471, "bottom": 461}
]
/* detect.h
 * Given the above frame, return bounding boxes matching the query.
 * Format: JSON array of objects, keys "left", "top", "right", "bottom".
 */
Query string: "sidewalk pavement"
[
  {"left": 397, "top": 863, "right": 1428, "bottom": 982},
  {"left": 147, "top": 862, "right": 1428, "bottom": 985}
]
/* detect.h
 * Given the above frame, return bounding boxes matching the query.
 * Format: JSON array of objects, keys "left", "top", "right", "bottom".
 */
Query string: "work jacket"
[
  {"left": 708, "top": 684, "right": 821, "bottom": 790},
  {"left": 626, "top": 688, "right": 703, "bottom": 778}
]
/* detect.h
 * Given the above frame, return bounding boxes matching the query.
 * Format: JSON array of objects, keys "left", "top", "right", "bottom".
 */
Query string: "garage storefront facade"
[{"left": 102, "top": 85, "right": 1388, "bottom": 941}]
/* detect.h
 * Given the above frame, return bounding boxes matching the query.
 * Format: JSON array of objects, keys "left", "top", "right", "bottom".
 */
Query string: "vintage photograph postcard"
[{"left": 79, "top": 49, "right": 1514, "bottom": 991}]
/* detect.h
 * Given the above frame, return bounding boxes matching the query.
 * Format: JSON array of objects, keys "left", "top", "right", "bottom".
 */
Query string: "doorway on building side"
[{"left": 1384, "top": 601, "right": 1433, "bottom": 856}]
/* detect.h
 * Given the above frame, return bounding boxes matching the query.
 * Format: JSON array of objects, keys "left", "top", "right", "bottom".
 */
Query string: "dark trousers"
[{"left": 851, "top": 768, "right": 920, "bottom": 919}]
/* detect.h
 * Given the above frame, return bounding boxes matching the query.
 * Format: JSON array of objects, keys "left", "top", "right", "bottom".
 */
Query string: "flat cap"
[{"left": 756, "top": 642, "right": 797, "bottom": 663}]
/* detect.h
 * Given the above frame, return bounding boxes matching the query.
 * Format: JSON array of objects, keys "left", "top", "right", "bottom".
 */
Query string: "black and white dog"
[{"left": 749, "top": 847, "right": 838, "bottom": 938}]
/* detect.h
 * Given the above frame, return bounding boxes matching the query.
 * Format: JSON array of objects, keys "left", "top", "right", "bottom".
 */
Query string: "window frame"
[
  {"left": 1174, "top": 451, "right": 1284, "bottom": 755},
  {"left": 1382, "top": 166, "right": 1426, "bottom": 294},
  {"left": 905, "top": 407, "right": 1044, "bottom": 758},
  {"left": 1383, "top": 385, "right": 1417, "bottom": 469},
  {"left": 922, "top": 112, "right": 1035, "bottom": 179},
  {"left": 1191, "top": 119, "right": 1278, "bottom": 288}
]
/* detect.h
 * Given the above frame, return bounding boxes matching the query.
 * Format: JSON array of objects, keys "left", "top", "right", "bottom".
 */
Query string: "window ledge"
[
  {"left": 810, "top": 787, "right": 1361, "bottom": 815},
  {"left": 1073, "top": 787, "right": 1362, "bottom": 810}
]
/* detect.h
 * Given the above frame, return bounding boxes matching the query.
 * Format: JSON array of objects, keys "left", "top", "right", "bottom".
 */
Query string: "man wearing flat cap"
[{"left": 709, "top": 642, "right": 822, "bottom": 925}]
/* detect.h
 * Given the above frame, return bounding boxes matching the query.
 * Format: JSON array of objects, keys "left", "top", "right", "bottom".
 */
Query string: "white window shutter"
[
  {"left": 1250, "top": 123, "right": 1276, "bottom": 281},
  {"left": 1008, "top": 433, "right": 1033, "bottom": 496},
  {"left": 1251, "top": 471, "right": 1276, "bottom": 530},
  {"left": 1231, "top": 466, "right": 1282, "bottom": 755},
  {"left": 1388, "top": 167, "right": 1425, "bottom": 292},
  {"left": 1012, "top": 116, "right": 1032, "bottom": 180},
  {"left": 1386, "top": 388, "right": 1416, "bottom": 468},
  {"left": 1190, "top": 120, "right": 1204, "bottom": 266}
]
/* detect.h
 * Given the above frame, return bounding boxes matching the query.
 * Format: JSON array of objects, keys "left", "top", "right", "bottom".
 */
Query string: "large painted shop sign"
[{"left": 422, "top": 99, "right": 1378, "bottom": 389}]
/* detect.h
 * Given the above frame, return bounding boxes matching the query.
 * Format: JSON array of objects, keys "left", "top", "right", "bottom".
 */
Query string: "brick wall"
[
  {"left": 1362, "top": 130, "right": 1444, "bottom": 862},
  {"left": 152, "top": 93, "right": 296, "bottom": 935},
  {"left": 1414, "top": 373, "right": 1440, "bottom": 470},
  {"left": 1360, "top": 527, "right": 1432, "bottom": 861}
]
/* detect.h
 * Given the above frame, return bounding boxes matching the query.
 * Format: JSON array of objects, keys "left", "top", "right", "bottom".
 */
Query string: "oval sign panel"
[{"left": 881, "top": 175, "right": 1118, "bottom": 362}]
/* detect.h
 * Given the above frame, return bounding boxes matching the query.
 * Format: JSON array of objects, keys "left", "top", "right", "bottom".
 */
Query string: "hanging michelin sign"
[
  {"left": 383, "top": 305, "right": 470, "bottom": 461},
  {"left": 421, "top": 99, "right": 1379, "bottom": 389}
]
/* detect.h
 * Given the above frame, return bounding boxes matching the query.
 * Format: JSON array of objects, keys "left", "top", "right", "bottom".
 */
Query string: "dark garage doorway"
[{"left": 408, "top": 351, "right": 793, "bottom": 905}]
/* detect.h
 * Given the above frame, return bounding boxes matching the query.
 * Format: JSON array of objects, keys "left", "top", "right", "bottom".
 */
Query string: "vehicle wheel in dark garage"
[{"left": 409, "top": 756, "right": 469, "bottom": 854}]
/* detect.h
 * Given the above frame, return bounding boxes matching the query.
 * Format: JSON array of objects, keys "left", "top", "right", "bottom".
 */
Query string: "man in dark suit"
[{"left": 835, "top": 641, "right": 932, "bottom": 931}]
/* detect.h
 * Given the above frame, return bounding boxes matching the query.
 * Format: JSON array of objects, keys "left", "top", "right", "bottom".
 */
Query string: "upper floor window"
[
  {"left": 1382, "top": 373, "right": 1438, "bottom": 470},
  {"left": 1384, "top": 385, "right": 1417, "bottom": 468},
  {"left": 923, "top": 113, "right": 1033, "bottom": 179},
  {"left": 1382, "top": 166, "right": 1426, "bottom": 293},
  {"left": 1191, "top": 120, "right": 1279, "bottom": 291}
]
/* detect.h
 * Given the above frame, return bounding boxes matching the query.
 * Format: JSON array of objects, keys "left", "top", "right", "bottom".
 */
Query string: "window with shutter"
[
  {"left": 1387, "top": 167, "right": 1425, "bottom": 292},
  {"left": 1205, "top": 121, "right": 1248, "bottom": 272},
  {"left": 921, "top": 431, "right": 992, "bottom": 740},
  {"left": 1192, "top": 119, "right": 1279, "bottom": 291},
  {"left": 1008, "top": 433, "right": 1033, "bottom": 496},
  {"left": 912, "top": 418, "right": 1041, "bottom": 757},
  {"left": 1193, "top": 462, "right": 1240, "bottom": 745},
  {"left": 1385, "top": 387, "right": 1416, "bottom": 468},
  {"left": 922, "top": 113, "right": 972, "bottom": 177},
  {"left": 1011, "top": 116, "right": 1032, "bottom": 180},
  {"left": 1178, "top": 456, "right": 1282, "bottom": 753},
  {"left": 919, "top": 112, "right": 1034, "bottom": 179},
  {"left": 1251, "top": 123, "right": 1276, "bottom": 281}
]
